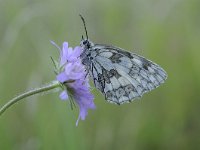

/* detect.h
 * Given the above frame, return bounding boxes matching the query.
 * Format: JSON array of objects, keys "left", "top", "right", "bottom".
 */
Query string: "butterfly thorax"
[{"left": 80, "top": 39, "right": 96, "bottom": 66}]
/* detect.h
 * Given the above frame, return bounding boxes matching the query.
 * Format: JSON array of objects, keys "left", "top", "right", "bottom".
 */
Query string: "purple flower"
[{"left": 55, "top": 42, "right": 95, "bottom": 126}]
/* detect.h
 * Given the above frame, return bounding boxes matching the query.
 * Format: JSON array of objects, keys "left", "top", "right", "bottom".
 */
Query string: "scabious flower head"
[{"left": 55, "top": 41, "right": 95, "bottom": 126}]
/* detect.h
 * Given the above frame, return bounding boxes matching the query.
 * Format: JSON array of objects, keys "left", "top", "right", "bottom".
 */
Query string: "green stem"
[{"left": 0, "top": 80, "right": 61, "bottom": 116}]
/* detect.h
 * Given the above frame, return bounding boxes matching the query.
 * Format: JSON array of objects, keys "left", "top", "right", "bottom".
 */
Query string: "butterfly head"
[{"left": 80, "top": 38, "right": 94, "bottom": 49}]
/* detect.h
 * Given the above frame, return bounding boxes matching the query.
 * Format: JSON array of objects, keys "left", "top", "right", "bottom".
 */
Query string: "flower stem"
[{"left": 0, "top": 80, "right": 61, "bottom": 116}]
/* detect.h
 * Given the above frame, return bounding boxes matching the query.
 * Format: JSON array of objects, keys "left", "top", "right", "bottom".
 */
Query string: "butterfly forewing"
[{"left": 80, "top": 42, "right": 167, "bottom": 105}]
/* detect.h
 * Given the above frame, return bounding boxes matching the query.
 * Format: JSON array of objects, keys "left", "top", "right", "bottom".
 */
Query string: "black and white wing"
[{"left": 89, "top": 44, "right": 167, "bottom": 105}]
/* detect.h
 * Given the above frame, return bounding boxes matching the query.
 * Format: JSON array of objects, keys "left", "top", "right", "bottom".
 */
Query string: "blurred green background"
[{"left": 0, "top": 0, "right": 200, "bottom": 149}]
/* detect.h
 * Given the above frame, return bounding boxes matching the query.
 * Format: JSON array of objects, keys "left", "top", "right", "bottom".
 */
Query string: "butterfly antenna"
[{"left": 79, "top": 14, "right": 88, "bottom": 40}]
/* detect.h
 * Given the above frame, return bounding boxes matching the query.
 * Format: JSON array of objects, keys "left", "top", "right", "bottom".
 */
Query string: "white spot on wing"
[
  {"left": 95, "top": 56, "right": 114, "bottom": 70},
  {"left": 104, "top": 82, "right": 113, "bottom": 93},
  {"left": 110, "top": 77, "right": 121, "bottom": 89},
  {"left": 119, "top": 57, "right": 132, "bottom": 68},
  {"left": 132, "top": 58, "right": 142, "bottom": 66},
  {"left": 99, "top": 52, "right": 113, "bottom": 58}
]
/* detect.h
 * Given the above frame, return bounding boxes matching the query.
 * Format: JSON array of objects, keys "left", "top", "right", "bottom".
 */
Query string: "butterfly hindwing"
[{"left": 89, "top": 44, "right": 167, "bottom": 105}]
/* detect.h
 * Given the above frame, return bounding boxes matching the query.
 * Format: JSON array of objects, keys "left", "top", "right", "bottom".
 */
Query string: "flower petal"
[
  {"left": 74, "top": 85, "right": 95, "bottom": 126},
  {"left": 56, "top": 72, "right": 68, "bottom": 83},
  {"left": 60, "top": 42, "right": 69, "bottom": 65},
  {"left": 59, "top": 91, "right": 68, "bottom": 100},
  {"left": 73, "top": 46, "right": 82, "bottom": 57}
]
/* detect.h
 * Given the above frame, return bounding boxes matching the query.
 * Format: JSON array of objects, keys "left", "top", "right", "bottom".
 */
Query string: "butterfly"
[{"left": 79, "top": 15, "right": 167, "bottom": 105}]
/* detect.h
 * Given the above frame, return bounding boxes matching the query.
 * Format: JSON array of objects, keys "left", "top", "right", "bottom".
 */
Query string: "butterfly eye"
[{"left": 83, "top": 40, "right": 88, "bottom": 45}]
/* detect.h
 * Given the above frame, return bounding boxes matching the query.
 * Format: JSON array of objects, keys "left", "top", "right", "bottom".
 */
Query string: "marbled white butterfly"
[{"left": 79, "top": 15, "right": 167, "bottom": 105}]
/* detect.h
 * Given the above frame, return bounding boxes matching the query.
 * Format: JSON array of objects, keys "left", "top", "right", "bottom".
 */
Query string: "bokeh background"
[{"left": 0, "top": 0, "right": 200, "bottom": 149}]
